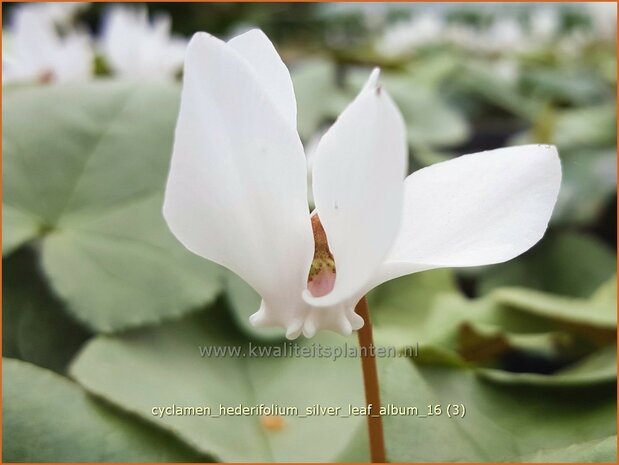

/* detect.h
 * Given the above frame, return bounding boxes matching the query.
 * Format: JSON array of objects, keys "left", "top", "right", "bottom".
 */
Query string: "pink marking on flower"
[{"left": 307, "top": 266, "right": 336, "bottom": 297}]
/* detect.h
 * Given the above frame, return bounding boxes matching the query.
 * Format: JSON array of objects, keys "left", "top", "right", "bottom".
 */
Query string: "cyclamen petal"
[
  {"left": 3, "top": 6, "right": 93, "bottom": 84},
  {"left": 249, "top": 298, "right": 364, "bottom": 339},
  {"left": 304, "top": 68, "right": 408, "bottom": 309},
  {"left": 372, "top": 144, "right": 562, "bottom": 287},
  {"left": 163, "top": 33, "right": 314, "bottom": 338},
  {"left": 101, "top": 6, "right": 187, "bottom": 79},
  {"left": 228, "top": 29, "right": 297, "bottom": 128}
]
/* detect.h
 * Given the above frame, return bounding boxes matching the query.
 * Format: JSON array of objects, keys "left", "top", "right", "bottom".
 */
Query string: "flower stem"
[{"left": 355, "top": 296, "right": 386, "bottom": 463}]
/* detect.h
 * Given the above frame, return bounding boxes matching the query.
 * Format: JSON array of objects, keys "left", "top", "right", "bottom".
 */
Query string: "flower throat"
[{"left": 307, "top": 214, "right": 336, "bottom": 297}]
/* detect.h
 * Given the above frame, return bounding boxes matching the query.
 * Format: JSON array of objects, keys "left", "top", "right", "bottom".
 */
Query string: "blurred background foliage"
[{"left": 2, "top": 2, "right": 617, "bottom": 463}]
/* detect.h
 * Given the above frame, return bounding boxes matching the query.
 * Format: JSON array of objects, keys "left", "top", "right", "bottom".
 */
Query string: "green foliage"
[
  {"left": 70, "top": 307, "right": 369, "bottom": 462},
  {"left": 4, "top": 358, "right": 211, "bottom": 462},
  {"left": 552, "top": 148, "right": 617, "bottom": 225},
  {"left": 492, "top": 284, "right": 616, "bottom": 330},
  {"left": 478, "top": 346, "right": 616, "bottom": 386},
  {"left": 522, "top": 436, "right": 617, "bottom": 462},
  {"left": 3, "top": 248, "right": 91, "bottom": 374},
  {"left": 368, "top": 269, "right": 461, "bottom": 350},
  {"left": 3, "top": 82, "right": 225, "bottom": 332},
  {"left": 476, "top": 232, "right": 616, "bottom": 297},
  {"left": 292, "top": 59, "right": 350, "bottom": 140},
  {"left": 381, "top": 358, "right": 616, "bottom": 462},
  {"left": 369, "top": 269, "right": 616, "bottom": 369}
]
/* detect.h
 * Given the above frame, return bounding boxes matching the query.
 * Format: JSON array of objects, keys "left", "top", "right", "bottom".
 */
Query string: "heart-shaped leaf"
[
  {"left": 4, "top": 358, "right": 210, "bottom": 462},
  {"left": 381, "top": 358, "right": 616, "bottom": 462},
  {"left": 491, "top": 285, "right": 616, "bottom": 330},
  {"left": 3, "top": 82, "right": 224, "bottom": 332},
  {"left": 70, "top": 306, "right": 369, "bottom": 462}
]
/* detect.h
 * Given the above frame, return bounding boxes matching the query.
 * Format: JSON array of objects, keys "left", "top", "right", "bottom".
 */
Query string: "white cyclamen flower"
[
  {"left": 3, "top": 5, "right": 93, "bottom": 84},
  {"left": 588, "top": 2, "right": 617, "bottom": 41},
  {"left": 163, "top": 30, "right": 561, "bottom": 339},
  {"left": 530, "top": 9, "right": 560, "bottom": 43},
  {"left": 376, "top": 14, "right": 444, "bottom": 57},
  {"left": 101, "top": 7, "right": 187, "bottom": 79},
  {"left": 484, "top": 18, "right": 525, "bottom": 53},
  {"left": 39, "top": 2, "right": 89, "bottom": 25}
]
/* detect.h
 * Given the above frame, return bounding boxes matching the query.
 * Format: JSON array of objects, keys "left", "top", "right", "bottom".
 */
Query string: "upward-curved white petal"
[
  {"left": 304, "top": 69, "right": 408, "bottom": 308},
  {"left": 163, "top": 32, "right": 314, "bottom": 331},
  {"left": 228, "top": 29, "right": 297, "bottom": 128},
  {"left": 373, "top": 144, "right": 562, "bottom": 285}
]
